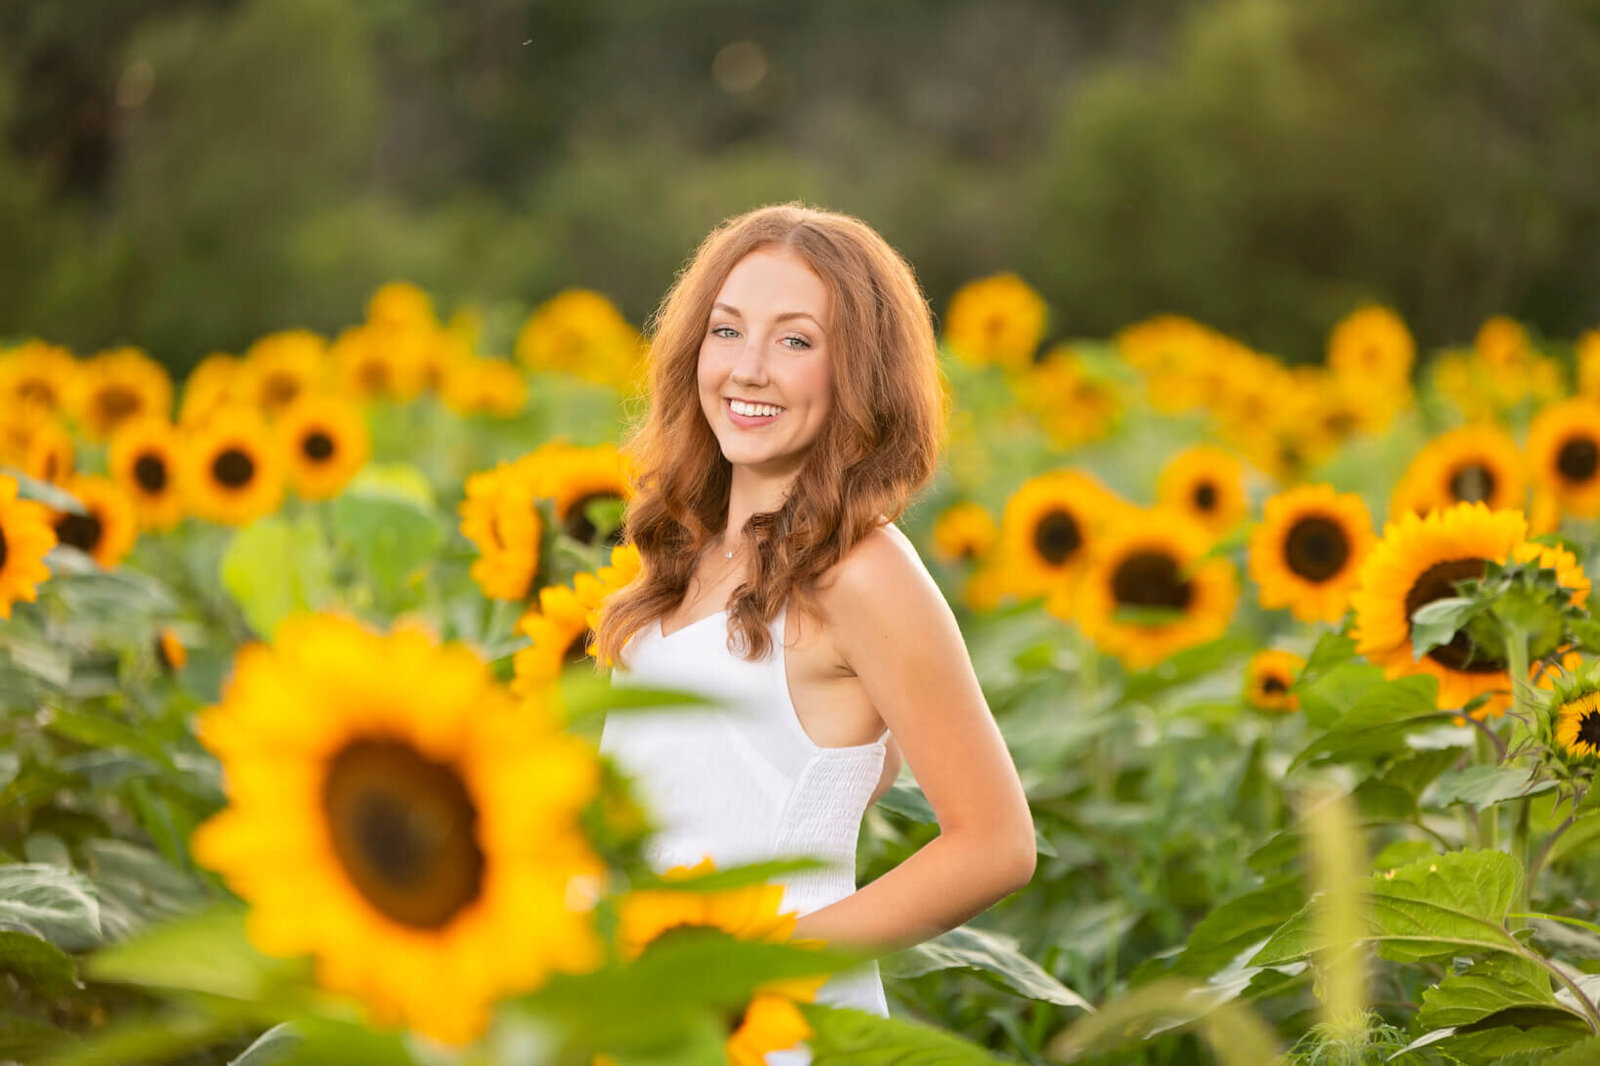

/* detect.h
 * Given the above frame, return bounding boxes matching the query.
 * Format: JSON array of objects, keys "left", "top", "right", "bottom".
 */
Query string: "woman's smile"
[{"left": 725, "top": 396, "right": 786, "bottom": 426}]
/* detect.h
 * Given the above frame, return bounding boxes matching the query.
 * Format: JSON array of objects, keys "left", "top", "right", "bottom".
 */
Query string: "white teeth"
[{"left": 729, "top": 399, "right": 783, "bottom": 418}]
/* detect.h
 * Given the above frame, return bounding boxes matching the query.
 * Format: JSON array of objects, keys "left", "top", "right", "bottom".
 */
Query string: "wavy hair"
[{"left": 594, "top": 202, "right": 946, "bottom": 666}]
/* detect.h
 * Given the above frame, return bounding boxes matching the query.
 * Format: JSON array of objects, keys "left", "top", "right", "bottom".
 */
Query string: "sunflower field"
[{"left": 3, "top": 275, "right": 1600, "bottom": 1066}]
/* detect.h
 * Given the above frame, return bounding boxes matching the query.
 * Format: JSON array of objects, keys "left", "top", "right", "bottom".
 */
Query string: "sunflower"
[
  {"left": 515, "top": 288, "right": 643, "bottom": 389},
  {"left": 51, "top": 475, "right": 139, "bottom": 570},
  {"left": 1388, "top": 424, "right": 1526, "bottom": 520},
  {"left": 0, "top": 474, "right": 57, "bottom": 619},
  {"left": 108, "top": 416, "right": 187, "bottom": 531},
  {"left": 183, "top": 406, "right": 285, "bottom": 527},
  {"left": 367, "top": 281, "right": 439, "bottom": 329},
  {"left": 1249, "top": 484, "right": 1376, "bottom": 623},
  {"left": 1245, "top": 650, "right": 1305, "bottom": 713},
  {"left": 155, "top": 626, "right": 188, "bottom": 673},
  {"left": 1156, "top": 445, "right": 1249, "bottom": 538},
  {"left": 1070, "top": 510, "right": 1238, "bottom": 670},
  {"left": 441, "top": 356, "right": 528, "bottom": 418},
  {"left": 331, "top": 322, "right": 430, "bottom": 403},
  {"left": 994, "top": 469, "right": 1132, "bottom": 605},
  {"left": 1349, "top": 503, "right": 1590, "bottom": 717},
  {"left": 527, "top": 442, "right": 632, "bottom": 546},
  {"left": 931, "top": 501, "right": 998, "bottom": 564},
  {"left": 277, "top": 393, "right": 371, "bottom": 501},
  {"left": 1527, "top": 397, "right": 1600, "bottom": 517},
  {"left": 1555, "top": 691, "right": 1600, "bottom": 760},
  {"left": 70, "top": 346, "right": 173, "bottom": 441},
  {"left": 1115, "top": 315, "right": 1221, "bottom": 414},
  {"left": 615, "top": 856, "right": 828, "bottom": 1066},
  {"left": 1011, "top": 344, "right": 1121, "bottom": 448},
  {"left": 1474, "top": 315, "right": 1530, "bottom": 368},
  {"left": 0, "top": 339, "right": 77, "bottom": 415},
  {"left": 189, "top": 614, "right": 603, "bottom": 1046},
  {"left": 20, "top": 417, "right": 75, "bottom": 484},
  {"left": 1326, "top": 305, "right": 1414, "bottom": 384},
  {"left": 512, "top": 584, "right": 593, "bottom": 695},
  {"left": 942, "top": 272, "right": 1048, "bottom": 372},
  {"left": 178, "top": 352, "right": 241, "bottom": 428},
  {"left": 459, "top": 461, "right": 542, "bottom": 602},
  {"left": 236, "top": 330, "right": 329, "bottom": 414}
]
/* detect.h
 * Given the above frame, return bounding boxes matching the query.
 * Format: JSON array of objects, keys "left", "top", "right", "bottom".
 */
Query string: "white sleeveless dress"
[{"left": 600, "top": 600, "right": 891, "bottom": 1063}]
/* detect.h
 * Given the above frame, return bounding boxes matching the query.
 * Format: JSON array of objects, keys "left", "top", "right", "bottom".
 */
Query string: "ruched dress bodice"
[{"left": 600, "top": 602, "right": 891, "bottom": 1061}]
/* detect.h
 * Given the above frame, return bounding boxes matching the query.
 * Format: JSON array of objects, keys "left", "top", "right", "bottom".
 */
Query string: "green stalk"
[{"left": 1474, "top": 728, "right": 1499, "bottom": 851}]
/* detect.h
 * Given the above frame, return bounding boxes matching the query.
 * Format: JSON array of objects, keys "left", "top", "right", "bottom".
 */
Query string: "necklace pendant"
[{"left": 724, "top": 550, "right": 734, "bottom": 559}]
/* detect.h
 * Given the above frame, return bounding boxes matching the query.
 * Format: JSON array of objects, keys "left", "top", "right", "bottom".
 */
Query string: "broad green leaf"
[
  {"left": 801, "top": 1003, "right": 1012, "bottom": 1064},
  {"left": 329, "top": 493, "right": 443, "bottom": 606},
  {"left": 43, "top": 709, "right": 178, "bottom": 771},
  {"left": 228, "top": 1023, "right": 298, "bottom": 1066},
  {"left": 1416, "top": 956, "right": 1565, "bottom": 1031},
  {"left": 85, "top": 904, "right": 308, "bottom": 1000},
  {"left": 881, "top": 925, "right": 1091, "bottom": 1009},
  {"left": 1431, "top": 765, "right": 1557, "bottom": 809},
  {"left": 1251, "top": 850, "right": 1522, "bottom": 967},
  {"left": 219, "top": 515, "right": 335, "bottom": 638},
  {"left": 625, "top": 856, "right": 828, "bottom": 893},
  {"left": 0, "top": 929, "right": 80, "bottom": 998},
  {"left": 1171, "top": 877, "right": 1305, "bottom": 977},
  {"left": 1289, "top": 673, "right": 1445, "bottom": 771},
  {"left": 0, "top": 863, "right": 101, "bottom": 951},
  {"left": 560, "top": 674, "right": 720, "bottom": 725},
  {"left": 1410, "top": 597, "right": 1484, "bottom": 659},
  {"left": 875, "top": 783, "right": 936, "bottom": 824}
]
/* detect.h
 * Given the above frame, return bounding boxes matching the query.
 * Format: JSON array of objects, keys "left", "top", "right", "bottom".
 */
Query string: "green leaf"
[
  {"left": 1416, "top": 955, "right": 1565, "bottom": 1031},
  {"left": 0, "top": 929, "right": 80, "bottom": 998},
  {"left": 1293, "top": 658, "right": 1384, "bottom": 730},
  {"left": 1251, "top": 850, "right": 1522, "bottom": 967},
  {"left": 875, "top": 783, "right": 936, "bottom": 824},
  {"left": 800, "top": 1003, "right": 1013, "bottom": 1064},
  {"left": 43, "top": 708, "right": 178, "bottom": 771},
  {"left": 881, "top": 925, "right": 1092, "bottom": 1009},
  {"left": 0, "top": 863, "right": 102, "bottom": 951},
  {"left": 1411, "top": 597, "right": 1485, "bottom": 659},
  {"left": 85, "top": 905, "right": 308, "bottom": 1000},
  {"left": 625, "top": 857, "right": 829, "bottom": 893},
  {"left": 220, "top": 515, "right": 335, "bottom": 638},
  {"left": 1431, "top": 765, "right": 1558, "bottom": 810},
  {"left": 1288, "top": 673, "right": 1446, "bottom": 771},
  {"left": 328, "top": 493, "right": 443, "bottom": 606},
  {"left": 559, "top": 674, "right": 720, "bottom": 725},
  {"left": 227, "top": 1023, "right": 298, "bottom": 1066},
  {"left": 1171, "top": 877, "right": 1305, "bottom": 977}
]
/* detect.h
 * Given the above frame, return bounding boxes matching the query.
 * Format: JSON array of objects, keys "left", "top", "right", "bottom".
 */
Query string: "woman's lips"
[{"left": 725, "top": 396, "right": 784, "bottom": 428}]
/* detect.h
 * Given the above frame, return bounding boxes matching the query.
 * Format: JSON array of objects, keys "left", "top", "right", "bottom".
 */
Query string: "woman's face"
[{"left": 698, "top": 245, "right": 834, "bottom": 482}]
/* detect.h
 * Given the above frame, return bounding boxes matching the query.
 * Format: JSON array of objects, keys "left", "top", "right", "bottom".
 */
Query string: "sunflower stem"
[{"left": 1474, "top": 729, "right": 1499, "bottom": 851}]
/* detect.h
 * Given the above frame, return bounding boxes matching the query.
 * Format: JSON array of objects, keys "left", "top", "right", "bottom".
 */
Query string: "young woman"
[{"left": 594, "top": 203, "right": 1036, "bottom": 1038}]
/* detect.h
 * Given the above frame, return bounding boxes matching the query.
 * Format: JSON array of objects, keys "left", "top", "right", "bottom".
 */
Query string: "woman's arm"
[{"left": 789, "top": 526, "right": 1036, "bottom": 956}]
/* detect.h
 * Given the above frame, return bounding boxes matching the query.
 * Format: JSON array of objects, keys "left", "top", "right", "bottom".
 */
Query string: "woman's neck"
[{"left": 724, "top": 463, "right": 796, "bottom": 543}]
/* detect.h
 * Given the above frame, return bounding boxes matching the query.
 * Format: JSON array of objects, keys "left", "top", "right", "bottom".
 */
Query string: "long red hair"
[{"left": 594, "top": 202, "right": 946, "bottom": 666}]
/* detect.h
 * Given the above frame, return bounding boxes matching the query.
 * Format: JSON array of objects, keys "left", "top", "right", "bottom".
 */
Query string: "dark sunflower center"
[
  {"left": 1580, "top": 710, "right": 1600, "bottom": 748},
  {"left": 1283, "top": 516, "right": 1350, "bottom": 582},
  {"left": 301, "top": 430, "right": 336, "bottom": 462},
  {"left": 55, "top": 511, "right": 103, "bottom": 553},
  {"left": 0, "top": 525, "right": 9, "bottom": 569},
  {"left": 1261, "top": 675, "right": 1288, "bottom": 695},
  {"left": 562, "top": 492, "right": 623, "bottom": 546},
  {"left": 1192, "top": 482, "right": 1218, "bottom": 512},
  {"left": 20, "top": 379, "right": 57, "bottom": 406},
  {"left": 263, "top": 373, "right": 300, "bottom": 407},
  {"left": 1556, "top": 436, "right": 1599, "bottom": 482},
  {"left": 1032, "top": 509, "right": 1082, "bottom": 567},
  {"left": 1110, "top": 550, "right": 1193, "bottom": 611},
  {"left": 321, "top": 738, "right": 485, "bottom": 930},
  {"left": 359, "top": 361, "right": 390, "bottom": 391},
  {"left": 1448, "top": 463, "right": 1495, "bottom": 504},
  {"left": 211, "top": 448, "right": 255, "bottom": 488},
  {"left": 1403, "top": 557, "right": 1503, "bottom": 672},
  {"left": 983, "top": 314, "right": 1004, "bottom": 342},
  {"left": 95, "top": 386, "right": 141, "bottom": 424},
  {"left": 134, "top": 453, "right": 168, "bottom": 493}
]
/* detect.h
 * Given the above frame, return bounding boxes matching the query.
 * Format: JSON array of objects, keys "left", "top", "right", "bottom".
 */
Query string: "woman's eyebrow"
[{"left": 711, "top": 302, "right": 826, "bottom": 330}]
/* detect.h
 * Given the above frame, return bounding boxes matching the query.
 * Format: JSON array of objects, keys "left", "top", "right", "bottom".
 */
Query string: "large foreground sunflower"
[
  {"left": 1526, "top": 397, "right": 1600, "bottom": 518},
  {"left": 615, "top": 856, "right": 828, "bottom": 1066},
  {"left": 190, "top": 614, "right": 604, "bottom": 1046},
  {"left": 0, "top": 474, "right": 57, "bottom": 619},
  {"left": 1155, "top": 445, "right": 1248, "bottom": 538},
  {"left": 1071, "top": 511, "right": 1238, "bottom": 670},
  {"left": 1248, "top": 484, "right": 1376, "bottom": 623},
  {"left": 1389, "top": 424, "right": 1526, "bottom": 520},
  {"left": 108, "top": 416, "right": 186, "bottom": 531},
  {"left": 1349, "top": 503, "right": 1590, "bottom": 716}
]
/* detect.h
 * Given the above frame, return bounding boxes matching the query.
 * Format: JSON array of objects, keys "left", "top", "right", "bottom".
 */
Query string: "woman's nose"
[{"left": 729, "top": 336, "right": 769, "bottom": 385}]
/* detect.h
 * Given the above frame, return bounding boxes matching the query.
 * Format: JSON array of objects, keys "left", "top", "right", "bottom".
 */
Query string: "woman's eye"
[
  {"left": 783, "top": 335, "right": 812, "bottom": 350},
  {"left": 711, "top": 326, "right": 737, "bottom": 339}
]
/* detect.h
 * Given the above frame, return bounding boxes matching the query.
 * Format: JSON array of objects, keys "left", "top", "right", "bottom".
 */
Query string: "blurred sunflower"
[
  {"left": 1155, "top": 445, "right": 1248, "bottom": 538},
  {"left": 155, "top": 626, "right": 188, "bottom": 673},
  {"left": 459, "top": 461, "right": 542, "bottom": 602},
  {"left": 995, "top": 469, "right": 1130, "bottom": 605},
  {"left": 1526, "top": 397, "right": 1600, "bottom": 517},
  {"left": 515, "top": 288, "right": 643, "bottom": 389},
  {"left": 178, "top": 352, "right": 241, "bottom": 428},
  {"left": 1389, "top": 424, "right": 1526, "bottom": 519},
  {"left": 1115, "top": 315, "right": 1219, "bottom": 414},
  {"left": 367, "top": 281, "right": 438, "bottom": 329},
  {"left": 1070, "top": 511, "right": 1238, "bottom": 670},
  {"left": 615, "top": 856, "right": 828, "bottom": 1066},
  {"left": 20, "top": 417, "right": 75, "bottom": 484},
  {"left": 0, "top": 339, "right": 77, "bottom": 415},
  {"left": 70, "top": 346, "right": 173, "bottom": 441},
  {"left": 1326, "top": 305, "right": 1414, "bottom": 384},
  {"left": 183, "top": 406, "right": 285, "bottom": 526},
  {"left": 942, "top": 272, "right": 1048, "bottom": 372},
  {"left": 1248, "top": 483, "right": 1376, "bottom": 623},
  {"left": 1012, "top": 345, "right": 1120, "bottom": 449},
  {"left": 189, "top": 613, "right": 604, "bottom": 1046},
  {"left": 277, "top": 393, "right": 371, "bottom": 501},
  {"left": 1474, "top": 315, "right": 1530, "bottom": 368},
  {"left": 1245, "top": 649, "right": 1304, "bottom": 713},
  {"left": 1349, "top": 503, "right": 1589, "bottom": 717},
  {"left": 332, "top": 322, "right": 430, "bottom": 403},
  {"left": 108, "top": 416, "right": 187, "bottom": 531},
  {"left": 1555, "top": 690, "right": 1600, "bottom": 760},
  {"left": 512, "top": 584, "right": 597, "bottom": 696},
  {"left": 236, "top": 330, "right": 329, "bottom": 413},
  {"left": 0, "top": 473, "right": 57, "bottom": 619},
  {"left": 441, "top": 356, "right": 528, "bottom": 418},
  {"left": 51, "top": 475, "right": 138, "bottom": 570},
  {"left": 930, "top": 501, "right": 997, "bottom": 565},
  {"left": 529, "top": 442, "right": 632, "bottom": 546}
]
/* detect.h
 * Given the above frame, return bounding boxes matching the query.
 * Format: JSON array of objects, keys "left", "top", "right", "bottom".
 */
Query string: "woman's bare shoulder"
[{"left": 816, "top": 519, "right": 940, "bottom": 613}]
